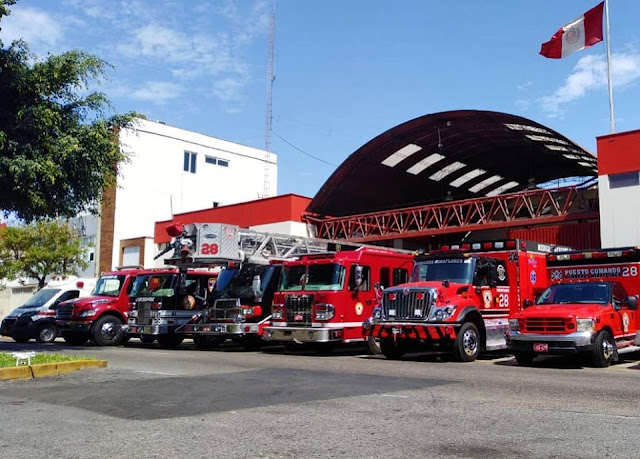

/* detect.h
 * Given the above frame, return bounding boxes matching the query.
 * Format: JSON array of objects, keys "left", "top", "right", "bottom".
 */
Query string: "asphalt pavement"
[{"left": 1, "top": 336, "right": 639, "bottom": 459}]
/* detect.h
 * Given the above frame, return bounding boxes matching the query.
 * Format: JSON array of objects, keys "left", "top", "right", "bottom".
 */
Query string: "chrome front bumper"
[
  {"left": 506, "top": 330, "right": 595, "bottom": 354},
  {"left": 182, "top": 322, "right": 260, "bottom": 335},
  {"left": 262, "top": 326, "right": 340, "bottom": 343}
]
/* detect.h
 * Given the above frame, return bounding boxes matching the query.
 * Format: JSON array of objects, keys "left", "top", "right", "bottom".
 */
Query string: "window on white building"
[
  {"left": 205, "top": 155, "right": 229, "bottom": 168},
  {"left": 609, "top": 172, "right": 639, "bottom": 189},
  {"left": 184, "top": 151, "right": 197, "bottom": 173}
]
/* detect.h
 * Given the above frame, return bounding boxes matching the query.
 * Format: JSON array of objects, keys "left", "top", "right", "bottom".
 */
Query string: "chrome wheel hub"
[
  {"left": 602, "top": 339, "right": 614, "bottom": 360},
  {"left": 462, "top": 329, "right": 478, "bottom": 356}
]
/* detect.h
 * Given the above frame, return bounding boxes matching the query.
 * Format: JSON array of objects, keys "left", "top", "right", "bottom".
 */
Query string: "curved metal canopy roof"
[{"left": 308, "top": 110, "right": 597, "bottom": 217}]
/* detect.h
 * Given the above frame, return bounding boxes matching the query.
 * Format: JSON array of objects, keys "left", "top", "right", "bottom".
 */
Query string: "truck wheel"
[
  {"left": 62, "top": 332, "right": 89, "bottom": 346},
  {"left": 35, "top": 323, "right": 58, "bottom": 344},
  {"left": 157, "top": 334, "right": 184, "bottom": 348},
  {"left": 454, "top": 322, "right": 480, "bottom": 362},
  {"left": 591, "top": 330, "right": 615, "bottom": 368},
  {"left": 380, "top": 338, "right": 406, "bottom": 360},
  {"left": 91, "top": 315, "right": 124, "bottom": 346},
  {"left": 514, "top": 352, "right": 535, "bottom": 366},
  {"left": 12, "top": 336, "right": 30, "bottom": 343},
  {"left": 139, "top": 334, "right": 156, "bottom": 344},
  {"left": 193, "top": 334, "right": 224, "bottom": 350},
  {"left": 366, "top": 336, "right": 382, "bottom": 355}
]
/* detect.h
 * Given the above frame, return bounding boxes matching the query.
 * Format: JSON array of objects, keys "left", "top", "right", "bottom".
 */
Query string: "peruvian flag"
[{"left": 540, "top": 2, "right": 604, "bottom": 59}]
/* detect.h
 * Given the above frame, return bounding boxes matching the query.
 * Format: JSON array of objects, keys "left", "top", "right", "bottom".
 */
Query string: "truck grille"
[
  {"left": 210, "top": 298, "right": 241, "bottom": 320},
  {"left": 56, "top": 304, "right": 74, "bottom": 321},
  {"left": 137, "top": 301, "right": 153, "bottom": 326},
  {"left": 285, "top": 295, "right": 314, "bottom": 326},
  {"left": 521, "top": 317, "right": 568, "bottom": 334},
  {"left": 382, "top": 288, "right": 435, "bottom": 320}
]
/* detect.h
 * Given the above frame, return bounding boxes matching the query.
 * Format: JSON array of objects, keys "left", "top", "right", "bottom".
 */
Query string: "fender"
[{"left": 456, "top": 305, "right": 482, "bottom": 324}]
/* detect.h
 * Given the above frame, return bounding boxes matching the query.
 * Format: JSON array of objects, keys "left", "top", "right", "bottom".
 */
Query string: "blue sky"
[{"left": 2, "top": 0, "right": 639, "bottom": 199}]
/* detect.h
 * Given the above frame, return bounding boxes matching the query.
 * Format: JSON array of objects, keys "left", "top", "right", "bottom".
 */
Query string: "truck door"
[
  {"left": 473, "top": 258, "right": 496, "bottom": 310},
  {"left": 349, "top": 264, "right": 372, "bottom": 318},
  {"left": 612, "top": 283, "right": 635, "bottom": 339}
]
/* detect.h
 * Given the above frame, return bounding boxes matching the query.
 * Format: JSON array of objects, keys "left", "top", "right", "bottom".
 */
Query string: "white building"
[{"left": 82, "top": 118, "right": 277, "bottom": 276}]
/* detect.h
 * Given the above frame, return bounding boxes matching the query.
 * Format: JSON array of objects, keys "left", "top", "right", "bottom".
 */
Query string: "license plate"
[
  {"left": 293, "top": 314, "right": 303, "bottom": 321},
  {"left": 213, "top": 325, "right": 225, "bottom": 332},
  {"left": 533, "top": 343, "right": 549, "bottom": 353}
]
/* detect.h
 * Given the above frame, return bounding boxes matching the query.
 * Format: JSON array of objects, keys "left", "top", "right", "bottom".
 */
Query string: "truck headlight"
[
  {"left": 430, "top": 306, "right": 456, "bottom": 321},
  {"left": 576, "top": 318, "right": 595, "bottom": 332},
  {"left": 271, "top": 304, "right": 283, "bottom": 320},
  {"left": 508, "top": 319, "right": 519, "bottom": 331},
  {"left": 314, "top": 304, "right": 335, "bottom": 321},
  {"left": 79, "top": 310, "right": 97, "bottom": 318}
]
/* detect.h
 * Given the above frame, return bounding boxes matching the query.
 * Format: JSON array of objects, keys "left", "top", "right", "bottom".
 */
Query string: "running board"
[{"left": 617, "top": 345, "right": 640, "bottom": 355}]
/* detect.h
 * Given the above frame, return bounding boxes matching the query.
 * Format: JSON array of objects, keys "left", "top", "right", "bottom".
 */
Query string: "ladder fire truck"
[{"left": 142, "top": 222, "right": 345, "bottom": 349}]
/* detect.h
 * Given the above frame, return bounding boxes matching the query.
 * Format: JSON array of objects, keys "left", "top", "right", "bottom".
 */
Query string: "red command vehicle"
[
  {"left": 364, "top": 240, "right": 556, "bottom": 362},
  {"left": 506, "top": 247, "right": 640, "bottom": 367},
  {"left": 262, "top": 247, "right": 414, "bottom": 353},
  {"left": 56, "top": 267, "right": 141, "bottom": 345}
]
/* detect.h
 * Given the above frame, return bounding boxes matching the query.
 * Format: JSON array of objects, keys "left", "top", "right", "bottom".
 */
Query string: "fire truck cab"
[
  {"left": 506, "top": 247, "right": 640, "bottom": 367},
  {"left": 364, "top": 240, "right": 554, "bottom": 362},
  {"left": 262, "top": 247, "right": 413, "bottom": 352}
]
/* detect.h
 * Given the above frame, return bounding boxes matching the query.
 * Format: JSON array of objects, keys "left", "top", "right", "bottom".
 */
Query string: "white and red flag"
[{"left": 540, "top": 2, "right": 604, "bottom": 59}]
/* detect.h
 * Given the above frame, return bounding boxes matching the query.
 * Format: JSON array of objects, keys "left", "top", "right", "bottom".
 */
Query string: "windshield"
[
  {"left": 217, "top": 265, "right": 272, "bottom": 301},
  {"left": 215, "top": 268, "right": 239, "bottom": 293},
  {"left": 131, "top": 274, "right": 177, "bottom": 298},
  {"left": 92, "top": 275, "right": 127, "bottom": 297},
  {"left": 20, "top": 288, "right": 61, "bottom": 309},
  {"left": 411, "top": 258, "right": 474, "bottom": 283},
  {"left": 280, "top": 263, "right": 346, "bottom": 291},
  {"left": 537, "top": 283, "right": 611, "bottom": 305}
]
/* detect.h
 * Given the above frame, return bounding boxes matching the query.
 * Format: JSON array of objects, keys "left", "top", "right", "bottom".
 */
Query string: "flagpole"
[{"left": 604, "top": 0, "right": 615, "bottom": 133}]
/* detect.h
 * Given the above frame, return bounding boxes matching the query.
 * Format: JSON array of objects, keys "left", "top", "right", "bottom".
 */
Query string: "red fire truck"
[
  {"left": 363, "top": 240, "right": 558, "bottom": 362},
  {"left": 262, "top": 247, "right": 413, "bottom": 353},
  {"left": 506, "top": 247, "right": 640, "bottom": 367}
]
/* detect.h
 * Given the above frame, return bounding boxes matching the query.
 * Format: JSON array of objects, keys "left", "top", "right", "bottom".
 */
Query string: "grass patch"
[{"left": 0, "top": 352, "right": 97, "bottom": 368}]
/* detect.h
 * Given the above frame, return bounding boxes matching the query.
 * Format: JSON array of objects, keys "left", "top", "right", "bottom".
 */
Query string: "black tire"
[
  {"left": 139, "top": 334, "right": 156, "bottom": 344},
  {"left": 193, "top": 334, "right": 224, "bottom": 350},
  {"left": 591, "top": 330, "right": 615, "bottom": 368},
  {"left": 12, "top": 336, "right": 30, "bottom": 343},
  {"left": 157, "top": 334, "right": 184, "bottom": 348},
  {"left": 62, "top": 332, "right": 89, "bottom": 346},
  {"left": 241, "top": 335, "right": 263, "bottom": 351},
  {"left": 453, "top": 322, "right": 480, "bottom": 362},
  {"left": 380, "top": 338, "right": 406, "bottom": 360},
  {"left": 91, "top": 315, "right": 124, "bottom": 346},
  {"left": 35, "top": 323, "right": 58, "bottom": 344},
  {"left": 514, "top": 352, "right": 535, "bottom": 366},
  {"left": 366, "top": 336, "right": 382, "bottom": 355}
]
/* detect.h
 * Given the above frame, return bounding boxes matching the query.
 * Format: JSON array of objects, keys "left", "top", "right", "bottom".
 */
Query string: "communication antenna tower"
[{"left": 264, "top": 2, "right": 276, "bottom": 198}]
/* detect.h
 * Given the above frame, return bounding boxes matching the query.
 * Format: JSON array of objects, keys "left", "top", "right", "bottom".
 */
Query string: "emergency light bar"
[
  {"left": 549, "top": 248, "right": 638, "bottom": 262},
  {"left": 438, "top": 240, "right": 521, "bottom": 253}
]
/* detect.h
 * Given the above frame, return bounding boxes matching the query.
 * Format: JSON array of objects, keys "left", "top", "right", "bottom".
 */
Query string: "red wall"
[
  {"left": 508, "top": 221, "right": 601, "bottom": 250},
  {"left": 154, "top": 194, "right": 311, "bottom": 243},
  {"left": 597, "top": 129, "right": 640, "bottom": 176}
]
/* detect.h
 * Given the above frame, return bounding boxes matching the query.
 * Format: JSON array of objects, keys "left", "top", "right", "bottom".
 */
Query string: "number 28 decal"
[
  {"left": 622, "top": 267, "right": 638, "bottom": 277},
  {"left": 498, "top": 293, "right": 509, "bottom": 308}
]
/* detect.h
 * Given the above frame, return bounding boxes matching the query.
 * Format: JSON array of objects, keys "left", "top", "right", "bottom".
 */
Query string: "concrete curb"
[{"left": 0, "top": 360, "right": 108, "bottom": 381}]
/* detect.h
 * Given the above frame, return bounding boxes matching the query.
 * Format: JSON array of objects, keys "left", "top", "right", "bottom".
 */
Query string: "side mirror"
[
  {"left": 252, "top": 275, "right": 262, "bottom": 301},
  {"left": 354, "top": 265, "right": 363, "bottom": 287},
  {"left": 628, "top": 296, "right": 638, "bottom": 310}
]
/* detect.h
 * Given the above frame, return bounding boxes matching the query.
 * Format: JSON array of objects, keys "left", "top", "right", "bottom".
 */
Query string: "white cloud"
[
  {"left": 213, "top": 77, "right": 246, "bottom": 102},
  {"left": 129, "top": 81, "right": 184, "bottom": 103},
  {"left": 0, "top": 7, "right": 63, "bottom": 51},
  {"left": 541, "top": 51, "right": 640, "bottom": 117}
]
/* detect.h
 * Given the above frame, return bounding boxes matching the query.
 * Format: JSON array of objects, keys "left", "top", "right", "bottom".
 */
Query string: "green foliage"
[
  {"left": 0, "top": 221, "right": 88, "bottom": 288},
  {"left": 0, "top": 0, "right": 137, "bottom": 221},
  {"left": 0, "top": 352, "right": 97, "bottom": 368}
]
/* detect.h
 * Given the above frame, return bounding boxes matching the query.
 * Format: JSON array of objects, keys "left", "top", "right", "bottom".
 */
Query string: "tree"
[
  {"left": 0, "top": 221, "right": 88, "bottom": 288},
  {"left": 0, "top": 0, "right": 137, "bottom": 221}
]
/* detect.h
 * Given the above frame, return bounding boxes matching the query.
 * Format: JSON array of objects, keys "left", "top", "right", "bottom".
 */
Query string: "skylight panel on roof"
[
  {"left": 485, "top": 181, "right": 519, "bottom": 197},
  {"left": 563, "top": 153, "right": 581, "bottom": 160},
  {"left": 406, "top": 153, "right": 445, "bottom": 175},
  {"left": 429, "top": 162, "right": 466, "bottom": 181},
  {"left": 450, "top": 168, "right": 486, "bottom": 187},
  {"left": 526, "top": 135, "right": 569, "bottom": 144},
  {"left": 381, "top": 144, "right": 423, "bottom": 167},
  {"left": 545, "top": 144, "right": 570, "bottom": 151},
  {"left": 504, "top": 123, "right": 552, "bottom": 135},
  {"left": 469, "top": 175, "right": 503, "bottom": 193},
  {"left": 578, "top": 162, "right": 593, "bottom": 168}
]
